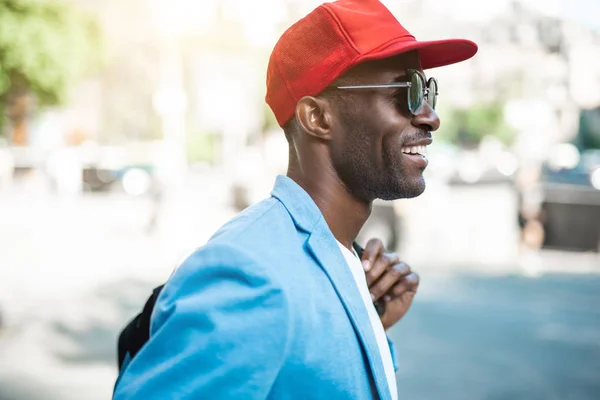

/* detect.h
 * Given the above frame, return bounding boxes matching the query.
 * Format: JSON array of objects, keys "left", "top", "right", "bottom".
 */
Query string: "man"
[{"left": 113, "top": 1, "right": 477, "bottom": 399}]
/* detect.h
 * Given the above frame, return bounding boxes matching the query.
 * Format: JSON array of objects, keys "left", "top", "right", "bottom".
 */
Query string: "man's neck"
[{"left": 287, "top": 167, "right": 372, "bottom": 251}]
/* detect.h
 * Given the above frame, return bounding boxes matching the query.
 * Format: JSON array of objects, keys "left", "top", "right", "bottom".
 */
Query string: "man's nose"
[{"left": 411, "top": 102, "right": 440, "bottom": 132}]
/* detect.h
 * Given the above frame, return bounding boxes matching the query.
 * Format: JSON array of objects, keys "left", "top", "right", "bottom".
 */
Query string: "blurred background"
[{"left": 1, "top": 0, "right": 599, "bottom": 399}]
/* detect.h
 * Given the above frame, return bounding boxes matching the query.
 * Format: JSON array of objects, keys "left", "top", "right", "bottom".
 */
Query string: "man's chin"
[
  {"left": 404, "top": 183, "right": 426, "bottom": 198},
  {"left": 379, "top": 177, "right": 426, "bottom": 200},
  {"left": 399, "top": 185, "right": 426, "bottom": 199}
]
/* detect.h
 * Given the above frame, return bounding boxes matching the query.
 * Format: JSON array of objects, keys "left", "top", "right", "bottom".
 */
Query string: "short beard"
[
  {"left": 379, "top": 145, "right": 426, "bottom": 200},
  {"left": 331, "top": 120, "right": 426, "bottom": 202}
]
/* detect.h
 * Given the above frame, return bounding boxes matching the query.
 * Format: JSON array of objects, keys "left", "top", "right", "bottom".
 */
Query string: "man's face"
[{"left": 326, "top": 51, "right": 441, "bottom": 201}]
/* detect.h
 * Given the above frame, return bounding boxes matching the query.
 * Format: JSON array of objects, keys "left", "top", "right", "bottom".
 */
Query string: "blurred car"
[
  {"left": 536, "top": 107, "right": 600, "bottom": 251},
  {"left": 78, "top": 142, "right": 158, "bottom": 197},
  {"left": 539, "top": 144, "right": 600, "bottom": 252}
]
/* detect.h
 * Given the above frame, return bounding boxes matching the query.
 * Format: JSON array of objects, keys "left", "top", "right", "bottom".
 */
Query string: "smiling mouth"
[{"left": 400, "top": 145, "right": 427, "bottom": 155}]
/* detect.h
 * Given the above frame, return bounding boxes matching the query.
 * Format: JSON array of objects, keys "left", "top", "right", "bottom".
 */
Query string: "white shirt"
[{"left": 336, "top": 241, "right": 398, "bottom": 400}]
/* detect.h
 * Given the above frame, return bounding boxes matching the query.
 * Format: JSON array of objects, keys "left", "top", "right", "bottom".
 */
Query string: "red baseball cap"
[{"left": 266, "top": 0, "right": 478, "bottom": 127}]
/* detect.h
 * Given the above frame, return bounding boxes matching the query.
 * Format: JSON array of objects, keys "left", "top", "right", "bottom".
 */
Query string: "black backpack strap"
[
  {"left": 117, "top": 284, "right": 165, "bottom": 370},
  {"left": 352, "top": 242, "right": 364, "bottom": 258}
]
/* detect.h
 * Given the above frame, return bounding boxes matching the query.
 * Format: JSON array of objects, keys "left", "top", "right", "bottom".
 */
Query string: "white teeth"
[{"left": 402, "top": 145, "right": 428, "bottom": 155}]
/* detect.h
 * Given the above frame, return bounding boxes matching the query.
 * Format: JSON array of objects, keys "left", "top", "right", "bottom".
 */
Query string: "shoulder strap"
[{"left": 117, "top": 284, "right": 164, "bottom": 369}]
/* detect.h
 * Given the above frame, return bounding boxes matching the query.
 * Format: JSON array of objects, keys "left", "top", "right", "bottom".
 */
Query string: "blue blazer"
[{"left": 113, "top": 175, "right": 398, "bottom": 400}]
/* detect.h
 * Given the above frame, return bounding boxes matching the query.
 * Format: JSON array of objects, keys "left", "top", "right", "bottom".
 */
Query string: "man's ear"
[{"left": 294, "top": 96, "right": 333, "bottom": 140}]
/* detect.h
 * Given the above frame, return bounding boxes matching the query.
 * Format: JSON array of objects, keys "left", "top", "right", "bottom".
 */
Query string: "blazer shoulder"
[
  {"left": 209, "top": 197, "right": 298, "bottom": 249},
  {"left": 153, "top": 240, "right": 291, "bottom": 331},
  {"left": 170, "top": 241, "right": 274, "bottom": 287}
]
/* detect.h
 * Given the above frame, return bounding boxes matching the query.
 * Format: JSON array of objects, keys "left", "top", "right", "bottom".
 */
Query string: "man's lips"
[
  {"left": 402, "top": 137, "right": 433, "bottom": 148},
  {"left": 401, "top": 152, "right": 428, "bottom": 168},
  {"left": 400, "top": 138, "right": 431, "bottom": 168}
]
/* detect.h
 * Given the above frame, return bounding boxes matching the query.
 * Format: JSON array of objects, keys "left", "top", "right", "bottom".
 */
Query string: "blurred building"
[
  {"left": 5, "top": 0, "right": 596, "bottom": 162},
  {"left": 3, "top": 0, "right": 600, "bottom": 218}
]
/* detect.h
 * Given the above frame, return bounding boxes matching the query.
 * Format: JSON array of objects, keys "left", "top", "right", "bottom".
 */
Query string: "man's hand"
[{"left": 361, "top": 238, "right": 419, "bottom": 330}]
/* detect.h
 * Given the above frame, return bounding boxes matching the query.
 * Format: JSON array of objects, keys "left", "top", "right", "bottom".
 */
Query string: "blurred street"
[
  {"left": 1, "top": 175, "right": 599, "bottom": 400},
  {"left": 391, "top": 273, "right": 600, "bottom": 400}
]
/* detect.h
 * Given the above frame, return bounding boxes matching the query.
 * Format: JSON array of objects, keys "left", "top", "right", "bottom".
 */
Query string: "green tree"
[
  {"left": 440, "top": 102, "right": 516, "bottom": 148},
  {"left": 0, "top": 0, "right": 102, "bottom": 142}
]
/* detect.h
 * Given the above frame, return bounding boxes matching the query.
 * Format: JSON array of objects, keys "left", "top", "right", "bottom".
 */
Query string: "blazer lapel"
[
  {"left": 307, "top": 221, "right": 391, "bottom": 400},
  {"left": 270, "top": 175, "right": 391, "bottom": 400}
]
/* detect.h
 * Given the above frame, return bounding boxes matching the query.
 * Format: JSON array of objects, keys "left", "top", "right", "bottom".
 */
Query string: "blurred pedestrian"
[{"left": 113, "top": 1, "right": 477, "bottom": 399}]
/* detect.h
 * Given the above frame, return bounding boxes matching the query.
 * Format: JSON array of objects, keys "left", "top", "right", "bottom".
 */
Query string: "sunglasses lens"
[
  {"left": 427, "top": 79, "right": 438, "bottom": 109},
  {"left": 408, "top": 72, "right": 423, "bottom": 114}
]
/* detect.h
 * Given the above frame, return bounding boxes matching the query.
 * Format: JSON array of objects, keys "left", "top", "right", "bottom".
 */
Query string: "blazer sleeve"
[{"left": 113, "top": 243, "right": 291, "bottom": 400}]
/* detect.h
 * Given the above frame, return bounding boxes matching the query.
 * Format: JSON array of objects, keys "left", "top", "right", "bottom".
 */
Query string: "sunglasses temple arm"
[{"left": 335, "top": 83, "right": 412, "bottom": 90}]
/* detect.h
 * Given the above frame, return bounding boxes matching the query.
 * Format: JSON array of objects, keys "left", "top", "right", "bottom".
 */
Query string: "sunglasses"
[{"left": 333, "top": 69, "right": 438, "bottom": 116}]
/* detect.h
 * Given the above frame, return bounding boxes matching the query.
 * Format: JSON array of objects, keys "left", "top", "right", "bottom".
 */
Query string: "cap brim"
[{"left": 359, "top": 38, "right": 478, "bottom": 70}]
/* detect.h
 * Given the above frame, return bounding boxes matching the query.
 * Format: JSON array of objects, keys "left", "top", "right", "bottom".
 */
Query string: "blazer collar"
[{"left": 270, "top": 175, "right": 322, "bottom": 233}]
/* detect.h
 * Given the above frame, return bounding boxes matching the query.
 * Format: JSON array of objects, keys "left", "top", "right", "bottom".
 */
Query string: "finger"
[
  {"left": 388, "top": 271, "right": 420, "bottom": 299},
  {"left": 369, "top": 261, "right": 411, "bottom": 301},
  {"left": 365, "top": 251, "right": 400, "bottom": 286},
  {"left": 361, "top": 238, "right": 384, "bottom": 272}
]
